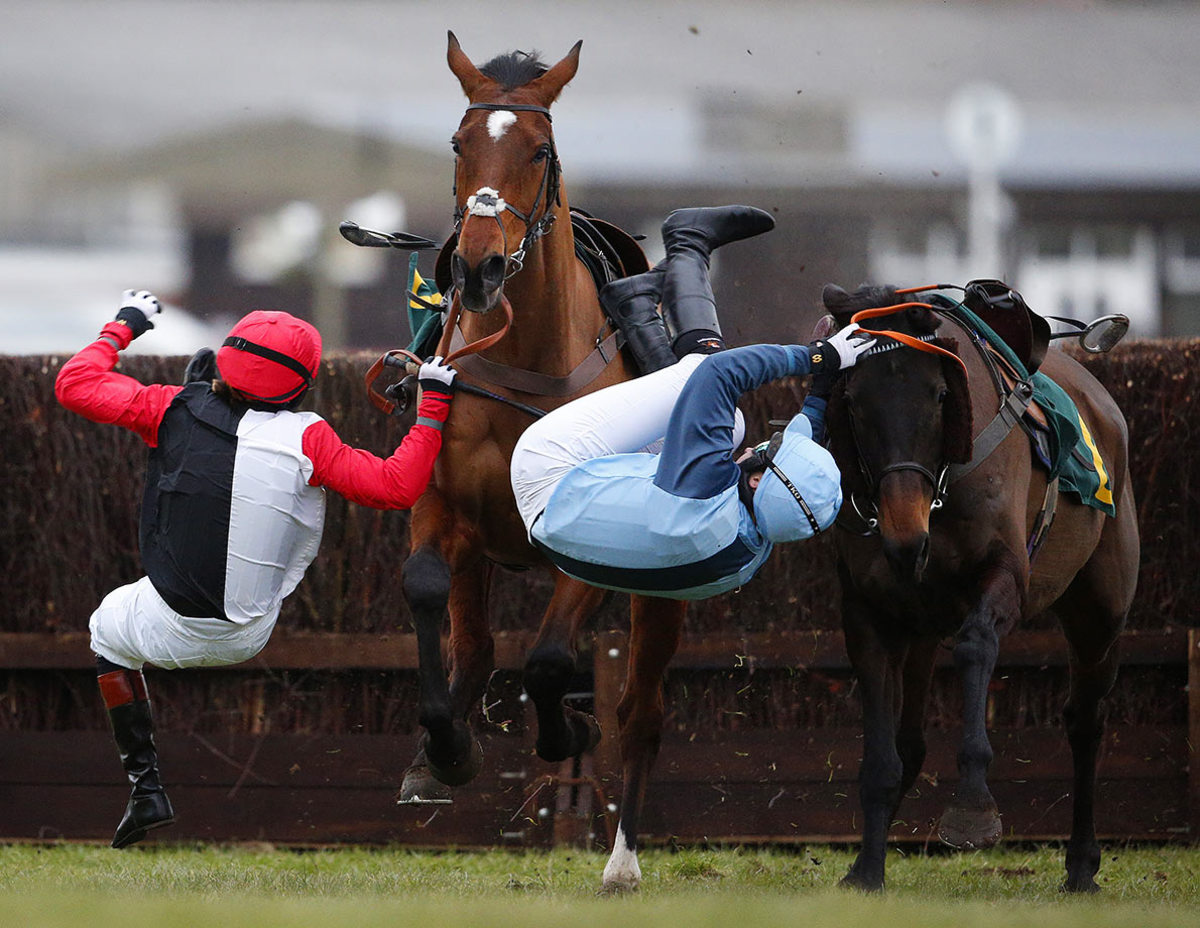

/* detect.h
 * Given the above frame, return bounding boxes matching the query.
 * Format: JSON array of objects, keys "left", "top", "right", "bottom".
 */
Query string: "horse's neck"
[{"left": 461, "top": 210, "right": 603, "bottom": 375}]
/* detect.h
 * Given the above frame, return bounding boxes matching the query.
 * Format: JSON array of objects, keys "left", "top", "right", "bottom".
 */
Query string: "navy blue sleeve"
[
  {"left": 653, "top": 344, "right": 814, "bottom": 498},
  {"left": 800, "top": 394, "right": 827, "bottom": 444}
]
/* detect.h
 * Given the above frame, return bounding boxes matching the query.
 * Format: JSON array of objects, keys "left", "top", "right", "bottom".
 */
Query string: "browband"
[{"left": 465, "top": 102, "right": 553, "bottom": 121}]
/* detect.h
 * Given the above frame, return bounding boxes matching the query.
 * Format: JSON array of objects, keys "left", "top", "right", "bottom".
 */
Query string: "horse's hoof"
[
  {"left": 1061, "top": 877, "right": 1102, "bottom": 894},
  {"left": 838, "top": 868, "right": 883, "bottom": 892},
  {"left": 597, "top": 877, "right": 639, "bottom": 896},
  {"left": 570, "top": 709, "right": 602, "bottom": 753},
  {"left": 938, "top": 804, "right": 1002, "bottom": 849},
  {"left": 423, "top": 726, "right": 485, "bottom": 787},
  {"left": 535, "top": 709, "right": 601, "bottom": 763},
  {"left": 396, "top": 764, "right": 454, "bottom": 804}
]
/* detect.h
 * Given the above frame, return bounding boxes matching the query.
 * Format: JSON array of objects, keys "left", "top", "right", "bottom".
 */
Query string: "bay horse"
[
  {"left": 819, "top": 283, "right": 1139, "bottom": 893},
  {"left": 398, "top": 33, "right": 688, "bottom": 891}
]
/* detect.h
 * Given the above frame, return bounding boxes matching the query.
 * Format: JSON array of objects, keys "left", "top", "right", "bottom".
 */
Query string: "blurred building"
[{"left": 4, "top": 0, "right": 1200, "bottom": 352}]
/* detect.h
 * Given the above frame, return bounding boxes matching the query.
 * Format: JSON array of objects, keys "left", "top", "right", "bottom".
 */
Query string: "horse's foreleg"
[
  {"left": 896, "top": 636, "right": 939, "bottom": 804},
  {"left": 399, "top": 544, "right": 463, "bottom": 800},
  {"left": 840, "top": 588, "right": 906, "bottom": 893},
  {"left": 523, "top": 576, "right": 607, "bottom": 763},
  {"left": 404, "top": 545, "right": 453, "bottom": 737},
  {"left": 938, "top": 550, "right": 1023, "bottom": 849},
  {"left": 399, "top": 491, "right": 489, "bottom": 799},
  {"left": 601, "top": 596, "right": 686, "bottom": 895}
]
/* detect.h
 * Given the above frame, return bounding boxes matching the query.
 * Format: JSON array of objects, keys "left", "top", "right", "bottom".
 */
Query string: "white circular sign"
[{"left": 945, "top": 83, "right": 1023, "bottom": 168}]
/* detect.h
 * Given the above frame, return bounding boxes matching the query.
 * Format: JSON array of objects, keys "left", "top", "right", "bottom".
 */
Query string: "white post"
[{"left": 946, "top": 84, "right": 1023, "bottom": 280}]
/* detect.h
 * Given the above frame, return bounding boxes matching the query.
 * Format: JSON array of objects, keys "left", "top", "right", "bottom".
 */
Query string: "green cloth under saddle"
[{"left": 943, "top": 298, "right": 1116, "bottom": 517}]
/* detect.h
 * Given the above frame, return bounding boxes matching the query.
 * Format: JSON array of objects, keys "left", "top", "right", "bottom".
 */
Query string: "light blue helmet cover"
[{"left": 751, "top": 413, "right": 843, "bottom": 543}]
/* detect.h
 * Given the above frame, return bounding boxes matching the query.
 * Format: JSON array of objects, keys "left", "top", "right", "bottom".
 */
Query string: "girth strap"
[
  {"left": 1027, "top": 476, "right": 1060, "bottom": 561},
  {"left": 447, "top": 325, "right": 624, "bottom": 397}
]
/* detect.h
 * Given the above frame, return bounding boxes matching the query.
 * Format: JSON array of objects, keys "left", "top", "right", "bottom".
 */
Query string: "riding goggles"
[{"left": 741, "top": 431, "right": 784, "bottom": 475}]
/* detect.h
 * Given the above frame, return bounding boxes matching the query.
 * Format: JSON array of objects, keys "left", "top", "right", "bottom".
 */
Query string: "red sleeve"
[
  {"left": 302, "top": 387, "right": 453, "bottom": 510},
  {"left": 54, "top": 322, "right": 184, "bottom": 447}
]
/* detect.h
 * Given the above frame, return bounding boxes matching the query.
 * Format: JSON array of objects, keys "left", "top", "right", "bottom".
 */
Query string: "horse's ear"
[
  {"left": 447, "top": 30, "right": 490, "bottom": 98},
  {"left": 526, "top": 40, "right": 582, "bottom": 106},
  {"left": 940, "top": 347, "right": 974, "bottom": 464},
  {"left": 808, "top": 313, "right": 838, "bottom": 342},
  {"left": 822, "top": 283, "right": 854, "bottom": 326}
]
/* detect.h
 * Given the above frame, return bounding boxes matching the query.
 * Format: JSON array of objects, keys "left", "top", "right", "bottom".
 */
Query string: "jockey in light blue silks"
[{"left": 510, "top": 205, "right": 875, "bottom": 600}]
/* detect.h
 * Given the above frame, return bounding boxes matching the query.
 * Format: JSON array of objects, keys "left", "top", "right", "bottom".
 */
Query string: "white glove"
[
  {"left": 418, "top": 356, "right": 457, "bottom": 392},
  {"left": 815, "top": 323, "right": 876, "bottom": 371},
  {"left": 121, "top": 289, "right": 161, "bottom": 322},
  {"left": 115, "top": 289, "right": 162, "bottom": 338}
]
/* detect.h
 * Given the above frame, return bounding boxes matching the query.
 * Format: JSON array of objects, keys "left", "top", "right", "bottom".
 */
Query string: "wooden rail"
[{"left": 0, "top": 627, "right": 1194, "bottom": 847}]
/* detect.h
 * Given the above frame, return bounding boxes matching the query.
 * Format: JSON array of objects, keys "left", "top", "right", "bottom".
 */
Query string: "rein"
[
  {"left": 849, "top": 302, "right": 970, "bottom": 380},
  {"left": 364, "top": 293, "right": 527, "bottom": 417}
]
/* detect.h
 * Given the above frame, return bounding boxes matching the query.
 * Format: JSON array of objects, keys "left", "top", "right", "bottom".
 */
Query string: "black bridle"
[
  {"left": 452, "top": 102, "right": 562, "bottom": 278},
  {"left": 842, "top": 334, "right": 953, "bottom": 534}
]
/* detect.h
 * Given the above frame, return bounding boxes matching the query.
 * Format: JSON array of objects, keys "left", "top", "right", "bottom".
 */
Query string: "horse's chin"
[
  {"left": 458, "top": 289, "right": 503, "bottom": 314},
  {"left": 882, "top": 532, "right": 931, "bottom": 584}
]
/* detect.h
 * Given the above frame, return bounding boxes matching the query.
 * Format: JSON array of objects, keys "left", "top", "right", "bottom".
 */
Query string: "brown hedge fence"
[{"left": 0, "top": 340, "right": 1198, "bottom": 848}]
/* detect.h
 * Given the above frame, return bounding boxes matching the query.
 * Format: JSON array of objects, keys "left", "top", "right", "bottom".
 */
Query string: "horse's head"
[
  {"left": 446, "top": 31, "right": 579, "bottom": 314},
  {"left": 821, "top": 283, "right": 973, "bottom": 582}
]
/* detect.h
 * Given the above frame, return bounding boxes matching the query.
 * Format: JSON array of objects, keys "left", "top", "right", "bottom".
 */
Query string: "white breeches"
[
  {"left": 510, "top": 355, "right": 745, "bottom": 534},
  {"left": 89, "top": 576, "right": 278, "bottom": 670}
]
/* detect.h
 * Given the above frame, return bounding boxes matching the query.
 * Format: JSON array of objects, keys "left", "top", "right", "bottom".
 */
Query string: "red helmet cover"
[{"left": 216, "top": 311, "right": 322, "bottom": 404}]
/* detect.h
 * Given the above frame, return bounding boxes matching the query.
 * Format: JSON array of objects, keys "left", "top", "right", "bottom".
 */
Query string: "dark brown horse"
[
  {"left": 398, "top": 33, "right": 688, "bottom": 891},
  {"left": 820, "top": 283, "right": 1139, "bottom": 893}
]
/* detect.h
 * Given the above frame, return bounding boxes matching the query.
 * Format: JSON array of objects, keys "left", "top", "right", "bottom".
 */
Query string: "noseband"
[{"left": 453, "top": 102, "right": 562, "bottom": 278}]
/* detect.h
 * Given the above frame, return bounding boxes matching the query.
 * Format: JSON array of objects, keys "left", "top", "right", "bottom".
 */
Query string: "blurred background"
[{"left": 3, "top": 0, "right": 1199, "bottom": 355}]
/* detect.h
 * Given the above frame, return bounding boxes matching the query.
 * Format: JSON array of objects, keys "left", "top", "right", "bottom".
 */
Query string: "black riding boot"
[
  {"left": 659, "top": 205, "right": 775, "bottom": 357},
  {"left": 101, "top": 669, "right": 175, "bottom": 848},
  {"left": 599, "top": 267, "right": 677, "bottom": 375}
]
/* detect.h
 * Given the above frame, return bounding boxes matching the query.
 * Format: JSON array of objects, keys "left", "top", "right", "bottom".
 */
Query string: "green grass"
[{"left": 1, "top": 844, "right": 1198, "bottom": 927}]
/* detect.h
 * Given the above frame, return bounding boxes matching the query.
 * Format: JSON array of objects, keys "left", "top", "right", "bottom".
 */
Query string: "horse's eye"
[
  {"left": 532, "top": 145, "right": 551, "bottom": 164},
  {"left": 450, "top": 139, "right": 462, "bottom": 156},
  {"left": 937, "top": 388, "right": 949, "bottom": 404}
]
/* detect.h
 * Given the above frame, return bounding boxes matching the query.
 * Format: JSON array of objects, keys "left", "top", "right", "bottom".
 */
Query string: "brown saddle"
[{"left": 961, "top": 280, "right": 1051, "bottom": 375}]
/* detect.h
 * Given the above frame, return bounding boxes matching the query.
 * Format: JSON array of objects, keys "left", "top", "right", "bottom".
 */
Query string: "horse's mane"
[{"left": 479, "top": 50, "right": 548, "bottom": 91}]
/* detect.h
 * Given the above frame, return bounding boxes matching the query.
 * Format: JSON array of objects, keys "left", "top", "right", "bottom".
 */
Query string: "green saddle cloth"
[{"left": 942, "top": 298, "right": 1116, "bottom": 517}]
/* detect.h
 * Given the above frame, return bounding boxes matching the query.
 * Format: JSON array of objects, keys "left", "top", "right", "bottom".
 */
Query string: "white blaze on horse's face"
[{"left": 487, "top": 109, "right": 517, "bottom": 140}]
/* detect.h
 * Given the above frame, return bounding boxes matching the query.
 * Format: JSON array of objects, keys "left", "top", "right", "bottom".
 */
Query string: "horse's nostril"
[
  {"left": 451, "top": 253, "right": 469, "bottom": 291},
  {"left": 480, "top": 254, "right": 507, "bottom": 291}
]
